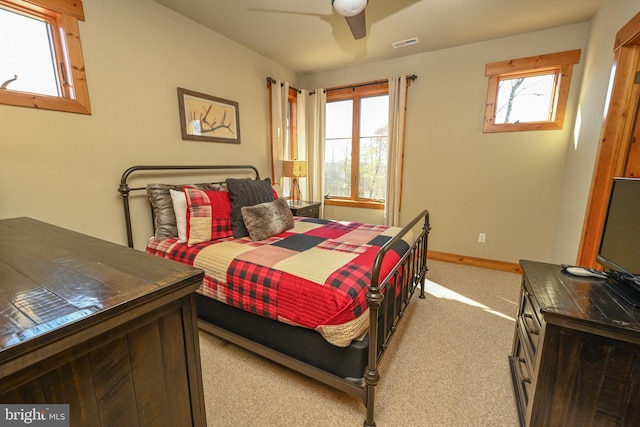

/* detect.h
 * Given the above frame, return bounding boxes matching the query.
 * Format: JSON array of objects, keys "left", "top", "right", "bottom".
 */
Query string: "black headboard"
[{"left": 118, "top": 165, "right": 260, "bottom": 248}]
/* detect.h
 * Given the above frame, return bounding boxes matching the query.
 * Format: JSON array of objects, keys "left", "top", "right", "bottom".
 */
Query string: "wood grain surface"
[{"left": 0, "top": 217, "right": 206, "bottom": 426}]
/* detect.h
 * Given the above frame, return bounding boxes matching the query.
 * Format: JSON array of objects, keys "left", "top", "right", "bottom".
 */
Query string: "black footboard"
[{"left": 364, "top": 210, "right": 430, "bottom": 426}]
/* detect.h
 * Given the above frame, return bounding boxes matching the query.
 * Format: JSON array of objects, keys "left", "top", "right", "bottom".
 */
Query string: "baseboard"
[{"left": 428, "top": 251, "right": 522, "bottom": 274}]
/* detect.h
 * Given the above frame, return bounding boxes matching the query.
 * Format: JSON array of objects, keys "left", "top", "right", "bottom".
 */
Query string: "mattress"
[{"left": 147, "top": 217, "right": 413, "bottom": 346}]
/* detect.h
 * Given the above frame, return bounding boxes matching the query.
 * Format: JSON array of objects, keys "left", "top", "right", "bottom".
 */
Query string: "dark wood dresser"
[
  {"left": 0, "top": 217, "right": 206, "bottom": 426},
  {"left": 510, "top": 260, "right": 640, "bottom": 427}
]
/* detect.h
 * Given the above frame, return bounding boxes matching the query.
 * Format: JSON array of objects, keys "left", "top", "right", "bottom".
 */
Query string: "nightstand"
[{"left": 287, "top": 200, "right": 320, "bottom": 218}]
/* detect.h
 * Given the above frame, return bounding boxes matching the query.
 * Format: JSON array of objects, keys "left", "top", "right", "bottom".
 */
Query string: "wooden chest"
[
  {"left": 510, "top": 260, "right": 640, "bottom": 426},
  {"left": 0, "top": 218, "right": 206, "bottom": 426}
]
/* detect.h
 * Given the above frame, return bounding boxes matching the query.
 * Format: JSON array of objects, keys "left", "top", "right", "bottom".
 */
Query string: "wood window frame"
[
  {"left": 483, "top": 49, "right": 580, "bottom": 133},
  {"left": 267, "top": 80, "right": 299, "bottom": 198},
  {"left": 287, "top": 87, "right": 298, "bottom": 160},
  {"left": 325, "top": 80, "right": 388, "bottom": 210},
  {"left": 577, "top": 12, "right": 640, "bottom": 267},
  {"left": 0, "top": 0, "right": 91, "bottom": 114}
]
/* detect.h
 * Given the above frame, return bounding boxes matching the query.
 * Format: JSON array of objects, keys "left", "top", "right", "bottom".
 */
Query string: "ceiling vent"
[{"left": 391, "top": 37, "right": 420, "bottom": 49}]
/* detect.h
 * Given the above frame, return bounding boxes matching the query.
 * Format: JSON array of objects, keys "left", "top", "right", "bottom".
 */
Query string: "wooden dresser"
[
  {"left": 0, "top": 217, "right": 206, "bottom": 426},
  {"left": 510, "top": 260, "right": 640, "bottom": 427}
]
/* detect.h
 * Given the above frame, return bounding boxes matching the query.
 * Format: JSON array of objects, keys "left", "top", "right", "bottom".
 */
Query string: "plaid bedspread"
[{"left": 147, "top": 217, "right": 413, "bottom": 346}]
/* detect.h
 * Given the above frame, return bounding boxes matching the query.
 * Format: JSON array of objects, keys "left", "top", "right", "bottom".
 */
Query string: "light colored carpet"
[{"left": 198, "top": 260, "right": 522, "bottom": 426}]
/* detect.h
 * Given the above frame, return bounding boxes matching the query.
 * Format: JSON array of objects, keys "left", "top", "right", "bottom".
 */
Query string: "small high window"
[
  {"left": 483, "top": 49, "right": 580, "bottom": 133},
  {"left": 0, "top": 0, "right": 91, "bottom": 114}
]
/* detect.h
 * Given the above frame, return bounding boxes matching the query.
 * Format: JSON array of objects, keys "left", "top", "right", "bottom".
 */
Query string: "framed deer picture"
[{"left": 177, "top": 88, "right": 241, "bottom": 143}]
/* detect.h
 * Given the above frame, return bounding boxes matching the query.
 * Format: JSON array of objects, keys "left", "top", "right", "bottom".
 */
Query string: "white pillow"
[
  {"left": 272, "top": 183, "right": 283, "bottom": 198},
  {"left": 170, "top": 189, "right": 187, "bottom": 242}
]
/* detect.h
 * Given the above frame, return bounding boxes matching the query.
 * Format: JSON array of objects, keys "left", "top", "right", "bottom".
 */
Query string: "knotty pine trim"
[
  {"left": 485, "top": 49, "right": 581, "bottom": 76},
  {"left": 25, "top": 0, "right": 84, "bottom": 20},
  {"left": 428, "top": 250, "right": 522, "bottom": 274},
  {"left": 483, "top": 49, "right": 580, "bottom": 133},
  {"left": 577, "top": 11, "right": 640, "bottom": 267},
  {"left": 615, "top": 10, "right": 640, "bottom": 49},
  {"left": 324, "top": 198, "right": 385, "bottom": 209},
  {"left": 0, "top": 0, "right": 90, "bottom": 114}
]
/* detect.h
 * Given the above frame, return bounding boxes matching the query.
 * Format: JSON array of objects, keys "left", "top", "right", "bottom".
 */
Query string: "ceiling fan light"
[{"left": 332, "top": 0, "right": 368, "bottom": 17}]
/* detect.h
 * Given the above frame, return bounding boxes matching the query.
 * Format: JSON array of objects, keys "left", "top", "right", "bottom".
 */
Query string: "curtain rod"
[
  {"left": 266, "top": 74, "right": 417, "bottom": 94},
  {"left": 266, "top": 77, "right": 301, "bottom": 93},
  {"left": 324, "top": 74, "right": 417, "bottom": 93}
]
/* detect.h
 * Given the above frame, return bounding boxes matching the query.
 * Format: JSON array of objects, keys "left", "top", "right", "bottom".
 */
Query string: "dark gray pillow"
[
  {"left": 241, "top": 198, "right": 294, "bottom": 241},
  {"left": 146, "top": 182, "right": 226, "bottom": 241},
  {"left": 226, "top": 178, "right": 274, "bottom": 238},
  {"left": 146, "top": 183, "right": 182, "bottom": 241}
]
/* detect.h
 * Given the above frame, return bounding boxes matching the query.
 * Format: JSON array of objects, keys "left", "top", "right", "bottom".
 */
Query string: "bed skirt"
[{"left": 196, "top": 293, "right": 369, "bottom": 380}]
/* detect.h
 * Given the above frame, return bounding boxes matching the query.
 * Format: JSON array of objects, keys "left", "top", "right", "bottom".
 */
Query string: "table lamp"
[{"left": 282, "top": 160, "right": 307, "bottom": 202}]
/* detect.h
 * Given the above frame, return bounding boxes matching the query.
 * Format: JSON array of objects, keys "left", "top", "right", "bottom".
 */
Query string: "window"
[
  {"left": 483, "top": 49, "right": 580, "bottom": 133},
  {"left": 287, "top": 87, "right": 298, "bottom": 159},
  {"left": 0, "top": 0, "right": 91, "bottom": 114},
  {"left": 284, "top": 86, "right": 298, "bottom": 196},
  {"left": 325, "top": 81, "right": 388, "bottom": 209}
]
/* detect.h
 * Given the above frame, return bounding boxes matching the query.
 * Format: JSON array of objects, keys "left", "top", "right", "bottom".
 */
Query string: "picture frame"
[{"left": 177, "top": 87, "right": 241, "bottom": 143}]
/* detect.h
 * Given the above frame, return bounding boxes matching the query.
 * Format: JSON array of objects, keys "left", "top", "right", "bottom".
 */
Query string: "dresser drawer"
[
  {"left": 288, "top": 201, "right": 320, "bottom": 218},
  {"left": 518, "top": 288, "right": 541, "bottom": 366},
  {"left": 296, "top": 205, "right": 319, "bottom": 217},
  {"left": 512, "top": 329, "right": 533, "bottom": 410}
]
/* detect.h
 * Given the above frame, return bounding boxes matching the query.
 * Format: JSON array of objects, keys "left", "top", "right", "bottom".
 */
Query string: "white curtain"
[
  {"left": 269, "top": 80, "right": 289, "bottom": 189},
  {"left": 385, "top": 75, "right": 408, "bottom": 227},
  {"left": 296, "top": 91, "right": 308, "bottom": 200},
  {"left": 300, "top": 88, "right": 326, "bottom": 217}
]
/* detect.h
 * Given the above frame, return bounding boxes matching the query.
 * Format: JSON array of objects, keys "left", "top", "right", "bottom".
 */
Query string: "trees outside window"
[
  {"left": 325, "top": 82, "right": 388, "bottom": 209},
  {"left": 495, "top": 73, "right": 556, "bottom": 124},
  {"left": 484, "top": 49, "right": 580, "bottom": 133},
  {"left": 0, "top": 0, "right": 91, "bottom": 114}
]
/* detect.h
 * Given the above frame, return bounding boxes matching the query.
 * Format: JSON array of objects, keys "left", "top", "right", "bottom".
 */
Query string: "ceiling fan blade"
[{"left": 345, "top": 10, "right": 366, "bottom": 39}]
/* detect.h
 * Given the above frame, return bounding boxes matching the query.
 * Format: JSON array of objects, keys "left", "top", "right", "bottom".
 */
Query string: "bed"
[{"left": 119, "top": 165, "right": 430, "bottom": 426}]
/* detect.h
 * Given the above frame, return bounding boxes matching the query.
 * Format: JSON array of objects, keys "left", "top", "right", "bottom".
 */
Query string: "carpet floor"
[{"left": 198, "top": 259, "right": 522, "bottom": 426}]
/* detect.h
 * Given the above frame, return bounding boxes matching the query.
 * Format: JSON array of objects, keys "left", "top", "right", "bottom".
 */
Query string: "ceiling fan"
[
  {"left": 248, "top": 0, "right": 418, "bottom": 42},
  {"left": 332, "top": 0, "right": 368, "bottom": 40}
]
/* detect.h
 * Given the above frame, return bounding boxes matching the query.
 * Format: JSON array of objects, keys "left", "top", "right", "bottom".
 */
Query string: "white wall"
[
  {"left": 323, "top": 204, "right": 384, "bottom": 224},
  {"left": 303, "top": 23, "right": 590, "bottom": 263},
  {"left": 0, "top": 0, "right": 296, "bottom": 249},
  {"left": 550, "top": 1, "right": 640, "bottom": 265}
]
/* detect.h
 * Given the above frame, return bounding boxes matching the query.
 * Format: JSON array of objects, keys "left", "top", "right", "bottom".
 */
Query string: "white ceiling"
[{"left": 154, "top": 0, "right": 604, "bottom": 75}]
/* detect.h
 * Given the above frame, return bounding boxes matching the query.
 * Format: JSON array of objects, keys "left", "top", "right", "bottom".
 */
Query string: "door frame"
[{"left": 577, "top": 11, "right": 640, "bottom": 267}]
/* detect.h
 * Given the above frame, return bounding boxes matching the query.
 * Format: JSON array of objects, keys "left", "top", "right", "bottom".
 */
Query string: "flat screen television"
[{"left": 596, "top": 177, "right": 640, "bottom": 307}]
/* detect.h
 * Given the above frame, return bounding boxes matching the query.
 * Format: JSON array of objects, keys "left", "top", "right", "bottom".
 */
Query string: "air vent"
[{"left": 391, "top": 37, "right": 420, "bottom": 49}]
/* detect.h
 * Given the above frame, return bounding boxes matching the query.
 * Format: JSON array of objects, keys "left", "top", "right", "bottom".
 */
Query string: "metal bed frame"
[{"left": 119, "top": 165, "right": 430, "bottom": 427}]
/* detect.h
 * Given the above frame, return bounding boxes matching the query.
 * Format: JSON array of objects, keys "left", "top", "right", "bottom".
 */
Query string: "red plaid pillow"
[{"left": 184, "top": 187, "right": 233, "bottom": 246}]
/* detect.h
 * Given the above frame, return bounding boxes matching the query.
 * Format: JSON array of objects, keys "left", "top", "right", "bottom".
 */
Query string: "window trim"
[
  {"left": 325, "top": 80, "right": 389, "bottom": 208},
  {"left": 483, "top": 49, "right": 580, "bottom": 133},
  {"left": 324, "top": 198, "right": 385, "bottom": 210},
  {"left": 0, "top": 0, "right": 91, "bottom": 114},
  {"left": 287, "top": 87, "right": 298, "bottom": 159}
]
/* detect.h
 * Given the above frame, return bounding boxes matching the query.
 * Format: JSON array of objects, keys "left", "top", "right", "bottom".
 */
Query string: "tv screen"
[{"left": 596, "top": 177, "right": 640, "bottom": 277}]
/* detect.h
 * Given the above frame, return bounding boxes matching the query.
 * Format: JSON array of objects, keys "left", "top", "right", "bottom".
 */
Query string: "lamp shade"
[
  {"left": 282, "top": 160, "right": 307, "bottom": 178},
  {"left": 332, "top": 0, "right": 367, "bottom": 17}
]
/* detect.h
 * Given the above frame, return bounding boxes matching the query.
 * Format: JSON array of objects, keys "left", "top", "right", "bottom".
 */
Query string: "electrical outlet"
[{"left": 478, "top": 233, "right": 486, "bottom": 243}]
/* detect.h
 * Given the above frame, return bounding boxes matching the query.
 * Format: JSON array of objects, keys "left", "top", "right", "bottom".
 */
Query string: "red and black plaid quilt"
[{"left": 147, "top": 217, "right": 413, "bottom": 346}]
